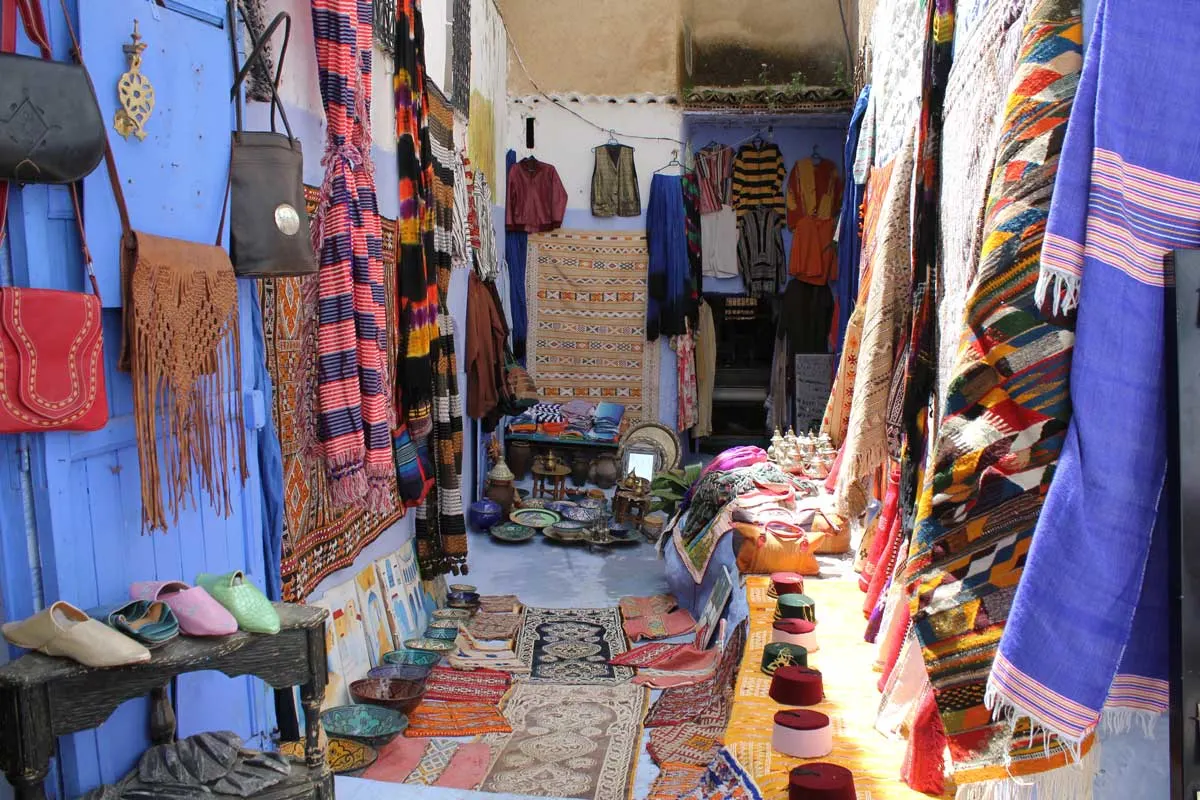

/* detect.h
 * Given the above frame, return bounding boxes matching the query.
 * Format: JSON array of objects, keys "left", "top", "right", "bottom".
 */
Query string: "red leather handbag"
[{"left": 0, "top": 1, "right": 108, "bottom": 434}]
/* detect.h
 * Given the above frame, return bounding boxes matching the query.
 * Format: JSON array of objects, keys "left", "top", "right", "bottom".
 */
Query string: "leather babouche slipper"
[
  {"left": 195, "top": 570, "right": 280, "bottom": 634},
  {"left": 88, "top": 600, "right": 180, "bottom": 648},
  {"left": 131, "top": 580, "right": 238, "bottom": 637},
  {"left": 2, "top": 600, "right": 151, "bottom": 667}
]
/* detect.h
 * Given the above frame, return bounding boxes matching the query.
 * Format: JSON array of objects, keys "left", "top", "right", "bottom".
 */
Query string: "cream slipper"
[{"left": 2, "top": 600, "right": 152, "bottom": 667}]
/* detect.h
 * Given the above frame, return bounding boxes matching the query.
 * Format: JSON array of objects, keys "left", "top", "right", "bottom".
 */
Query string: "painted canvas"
[
  {"left": 355, "top": 563, "right": 394, "bottom": 668},
  {"left": 395, "top": 540, "right": 431, "bottom": 632},
  {"left": 322, "top": 580, "right": 373, "bottom": 684},
  {"left": 695, "top": 566, "right": 735, "bottom": 650},
  {"left": 309, "top": 598, "right": 349, "bottom": 708},
  {"left": 376, "top": 549, "right": 423, "bottom": 645}
]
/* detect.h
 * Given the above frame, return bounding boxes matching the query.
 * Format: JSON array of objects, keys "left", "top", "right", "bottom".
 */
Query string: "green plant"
[{"left": 649, "top": 463, "right": 702, "bottom": 516}]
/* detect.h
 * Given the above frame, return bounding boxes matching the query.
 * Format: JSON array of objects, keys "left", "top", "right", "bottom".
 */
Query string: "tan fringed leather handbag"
[
  {"left": 101, "top": 136, "right": 246, "bottom": 532},
  {"left": 735, "top": 519, "right": 822, "bottom": 576}
]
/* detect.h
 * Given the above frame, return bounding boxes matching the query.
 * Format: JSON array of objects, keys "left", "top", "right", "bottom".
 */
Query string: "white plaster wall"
[{"left": 506, "top": 98, "right": 685, "bottom": 210}]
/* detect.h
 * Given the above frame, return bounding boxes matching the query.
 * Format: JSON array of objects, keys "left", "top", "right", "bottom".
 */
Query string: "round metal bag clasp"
[{"left": 274, "top": 203, "right": 301, "bottom": 236}]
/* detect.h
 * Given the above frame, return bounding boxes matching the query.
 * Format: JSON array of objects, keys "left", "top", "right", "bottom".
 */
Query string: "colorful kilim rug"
[
  {"left": 724, "top": 576, "right": 953, "bottom": 798},
  {"left": 647, "top": 717, "right": 726, "bottom": 767},
  {"left": 525, "top": 231, "right": 661, "bottom": 423},
  {"left": 423, "top": 666, "right": 511, "bottom": 704},
  {"left": 515, "top": 607, "right": 634, "bottom": 684},
  {"left": 679, "top": 748, "right": 766, "bottom": 800},
  {"left": 404, "top": 701, "right": 512, "bottom": 738},
  {"left": 262, "top": 188, "right": 404, "bottom": 602},
  {"left": 650, "top": 762, "right": 708, "bottom": 800},
  {"left": 480, "top": 683, "right": 648, "bottom": 800},
  {"left": 905, "top": 2, "right": 1089, "bottom": 790},
  {"left": 619, "top": 594, "right": 678, "bottom": 618}
]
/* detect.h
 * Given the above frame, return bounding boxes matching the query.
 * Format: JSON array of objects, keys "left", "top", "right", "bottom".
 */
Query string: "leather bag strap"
[{"left": 0, "top": 0, "right": 99, "bottom": 299}]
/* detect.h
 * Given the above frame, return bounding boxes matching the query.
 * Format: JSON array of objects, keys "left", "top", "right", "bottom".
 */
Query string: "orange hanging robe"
[{"left": 786, "top": 157, "right": 842, "bottom": 284}]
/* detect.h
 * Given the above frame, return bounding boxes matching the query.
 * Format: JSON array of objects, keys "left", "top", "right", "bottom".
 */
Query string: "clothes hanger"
[
  {"left": 593, "top": 130, "right": 622, "bottom": 150},
  {"left": 654, "top": 149, "right": 684, "bottom": 174},
  {"left": 811, "top": 144, "right": 822, "bottom": 164}
]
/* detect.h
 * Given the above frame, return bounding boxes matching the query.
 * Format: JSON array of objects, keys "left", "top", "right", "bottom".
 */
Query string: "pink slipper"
[{"left": 131, "top": 581, "right": 238, "bottom": 637}]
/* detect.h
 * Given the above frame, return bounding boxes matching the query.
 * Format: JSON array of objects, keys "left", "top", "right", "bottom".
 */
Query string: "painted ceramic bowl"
[
  {"left": 563, "top": 506, "right": 604, "bottom": 524},
  {"left": 405, "top": 637, "right": 456, "bottom": 653},
  {"left": 467, "top": 499, "right": 503, "bottom": 530},
  {"left": 607, "top": 521, "right": 639, "bottom": 543},
  {"left": 432, "top": 608, "right": 472, "bottom": 621},
  {"left": 382, "top": 648, "right": 441, "bottom": 668},
  {"left": 446, "top": 590, "right": 481, "bottom": 610},
  {"left": 564, "top": 487, "right": 588, "bottom": 501},
  {"left": 547, "top": 500, "right": 577, "bottom": 515},
  {"left": 278, "top": 738, "right": 378, "bottom": 777},
  {"left": 579, "top": 497, "right": 607, "bottom": 512},
  {"left": 423, "top": 626, "right": 458, "bottom": 641},
  {"left": 490, "top": 521, "right": 536, "bottom": 543},
  {"left": 350, "top": 677, "right": 426, "bottom": 715},
  {"left": 320, "top": 705, "right": 408, "bottom": 748},
  {"left": 427, "top": 618, "right": 460, "bottom": 630},
  {"left": 509, "top": 508, "right": 561, "bottom": 529},
  {"left": 449, "top": 584, "right": 477, "bottom": 594},
  {"left": 519, "top": 497, "right": 548, "bottom": 510},
  {"left": 367, "top": 663, "right": 433, "bottom": 684},
  {"left": 545, "top": 520, "right": 588, "bottom": 543}
]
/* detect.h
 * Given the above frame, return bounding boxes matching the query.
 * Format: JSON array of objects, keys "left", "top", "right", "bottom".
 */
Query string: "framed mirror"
[
  {"left": 624, "top": 449, "right": 658, "bottom": 482},
  {"left": 617, "top": 422, "right": 681, "bottom": 480}
]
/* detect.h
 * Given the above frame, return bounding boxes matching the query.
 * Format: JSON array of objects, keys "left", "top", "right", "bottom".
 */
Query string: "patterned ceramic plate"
[
  {"left": 509, "top": 508, "right": 562, "bottom": 529},
  {"left": 519, "top": 498, "right": 548, "bottom": 509},
  {"left": 579, "top": 497, "right": 607, "bottom": 511},
  {"left": 433, "top": 608, "right": 472, "bottom": 621},
  {"left": 278, "top": 738, "right": 378, "bottom": 775},
  {"left": 546, "top": 500, "right": 577, "bottom": 515},
  {"left": 490, "top": 521, "right": 536, "bottom": 542},
  {"left": 405, "top": 637, "right": 456, "bottom": 653},
  {"left": 424, "top": 626, "right": 458, "bottom": 640}
]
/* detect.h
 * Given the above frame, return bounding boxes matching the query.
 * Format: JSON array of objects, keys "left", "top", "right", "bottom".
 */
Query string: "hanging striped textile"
[
  {"left": 418, "top": 83, "right": 469, "bottom": 577},
  {"left": 393, "top": 0, "right": 440, "bottom": 508},
  {"left": 310, "top": 0, "right": 395, "bottom": 510}
]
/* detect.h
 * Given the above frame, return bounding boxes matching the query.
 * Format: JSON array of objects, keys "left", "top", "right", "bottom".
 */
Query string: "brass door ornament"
[{"left": 114, "top": 21, "right": 154, "bottom": 141}]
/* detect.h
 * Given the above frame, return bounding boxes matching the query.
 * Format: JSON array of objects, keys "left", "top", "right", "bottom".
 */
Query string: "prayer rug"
[
  {"left": 262, "top": 189, "right": 404, "bottom": 602},
  {"left": 609, "top": 641, "right": 691, "bottom": 669},
  {"left": 466, "top": 611, "right": 522, "bottom": 642},
  {"left": 526, "top": 231, "right": 661, "bottom": 424},
  {"left": 619, "top": 594, "right": 678, "bottom": 618},
  {"left": 423, "top": 666, "right": 511, "bottom": 704},
  {"left": 679, "top": 748, "right": 765, "bottom": 800},
  {"left": 516, "top": 607, "right": 634, "bottom": 684},
  {"left": 650, "top": 762, "right": 708, "bottom": 800},
  {"left": 480, "top": 682, "right": 648, "bottom": 800},
  {"left": 725, "top": 576, "right": 953, "bottom": 799},
  {"left": 404, "top": 701, "right": 512, "bottom": 738},
  {"left": 478, "top": 594, "right": 522, "bottom": 614},
  {"left": 905, "top": 1, "right": 1090, "bottom": 791},
  {"left": 644, "top": 623, "right": 744, "bottom": 727}
]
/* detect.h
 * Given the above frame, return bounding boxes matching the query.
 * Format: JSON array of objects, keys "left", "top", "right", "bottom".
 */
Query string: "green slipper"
[{"left": 195, "top": 571, "right": 280, "bottom": 634}]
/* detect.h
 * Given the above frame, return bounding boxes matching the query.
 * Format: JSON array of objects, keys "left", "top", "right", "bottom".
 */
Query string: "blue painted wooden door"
[{"left": 0, "top": 1, "right": 275, "bottom": 796}]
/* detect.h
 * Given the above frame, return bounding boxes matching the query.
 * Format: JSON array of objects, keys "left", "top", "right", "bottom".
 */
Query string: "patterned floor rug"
[
  {"left": 479, "top": 682, "right": 648, "bottom": 800},
  {"left": 516, "top": 607, "right": 634, "bottom": 684},
  {"left": 526, "top": 231, "right": 661, "bottom": 424},
  {"left": 422, "top": 666, "right": 512, "bottom": 704},
  {"left": 643, "top": 622, "right": 745, "bottom": 727},
  {"left": 649, "top": 762, "right": 708, "bottom": 800},
  {"left": 404, "top": 700, "right": 512, "bottom": 738},
  {"left": 609, "top": 641, "right": 691, "bottom": 669}
]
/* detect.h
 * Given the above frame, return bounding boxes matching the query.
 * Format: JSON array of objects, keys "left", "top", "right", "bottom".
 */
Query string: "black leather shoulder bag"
[{"left": 222, "top": 5, "right": 317, "bottom": 278}]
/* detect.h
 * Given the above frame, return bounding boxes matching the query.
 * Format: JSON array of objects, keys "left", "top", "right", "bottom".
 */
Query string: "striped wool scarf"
[{"left": 310, "top": 0, "right": 395, "bottom": 510}]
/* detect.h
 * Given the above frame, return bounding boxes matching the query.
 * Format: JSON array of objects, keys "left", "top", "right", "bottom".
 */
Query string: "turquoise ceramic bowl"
[
  {"left": 321, "top": 705, "right": 408, "bottom": 748},
  {"left": 382, "top": 648, "right": 441, "bottom": 668},
  {"left": 423, "top": 626, "right": 458, "bottom": 641}
]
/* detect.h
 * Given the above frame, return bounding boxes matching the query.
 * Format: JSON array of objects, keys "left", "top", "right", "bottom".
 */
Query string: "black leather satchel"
[
  {"left": 0, "top": 0, "right": 105, "bottom": 185},
  {"left": 223, "top": 7, "right": 316, "bottom": 278}
]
